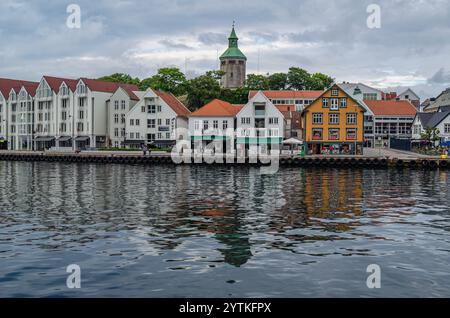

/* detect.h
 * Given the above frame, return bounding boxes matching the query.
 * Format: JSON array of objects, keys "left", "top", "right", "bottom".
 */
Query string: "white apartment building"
[
  {"left": 125, "top": 88, "right": 190, "bottom": 148},
  {"left": 339, "top": 82, "right": 384, "bottom": 101},
  {"left": 236, "top": 91, "right": 285, "bottom": 155}
]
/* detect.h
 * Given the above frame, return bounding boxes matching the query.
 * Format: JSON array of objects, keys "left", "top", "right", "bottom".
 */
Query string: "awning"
[
  {"left": 35, "top": 136, "right": 55, "bottom": 142},
  {"left": 57, "top": 136, "right": 72, "bottom": 142},
  {"left": 75, "top": 136, "right": 90, "bottom": 142},
  {"left": 283, "top": 138, "right": 303, "bottom": 145},
  {"left": 123, "top": 139, "right": 145, "bottom": 145}
]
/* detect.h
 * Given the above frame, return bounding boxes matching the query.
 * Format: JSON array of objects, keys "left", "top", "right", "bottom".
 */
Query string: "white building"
[
  {"left": 339, "top": 82, "right": 384, "bottom": 101},
  {"left": 125, "top": 88, "right": 190, "bottom": 148},
  {"left": 236, "top": 91, "right": 285, "bottom": 155},
  {"left": 397, "top": 88, "right": 420, "bottom": 109},
  {"left": 412, "top": 111, "right": 450, "bottom": 146},
  {"left": 188, "top": 99, "right": 241, "bottom": 153}
]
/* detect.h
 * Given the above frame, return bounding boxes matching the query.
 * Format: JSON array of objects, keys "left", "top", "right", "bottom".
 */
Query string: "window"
[
  {"left": 158, "top": 118, "right": 162, "bottom": 126},
  {"left": 166, "top": 132, "right": 170, "bottom": 139},
  {"left": 329, "top": 113, "right": 340, "bottom": 124},
  {"left": 136, "top": 132, "right": 140, "bottom": 139},
  {"left": 312, "top": 128, "right": 323, "bottom": 140},
  {"left": 130, "top": 119, "right": 135, "bottom": 126},
  {"left": 328, "top": 128, "right": 340, "bottom": 140},
  {"left": 130, "top": 133, "right": 135, "bottom": 139},
  {"left": 147, "top": 134, "right": 155, "bottom": 141},
  {"left": 79, "top": 97, "right": 86, "bottom": 107},
  {"left": 121, "top": 100, "right": 126, "bottom": 110},
  {"left": 223, "top": 120, "right": 228, "bottom": 130},
  {"left": 312, "top": 113, "right": 323, "bottom": 124},
  {"left": 148, "top": 105, "right": 156, "bottom": 113},
  {"left": 157, "top": 105, "right": 162, "bottom": 112},
  {"left": 166, "top": 119, "right": 171, "bottom": 125},
  {"left": 322, "top": 98, "right": 329, "bottom": 108},
  {"left": 363, "top": 93, "right": 377, "bottom": 101},
  {"left": 340, "top": 98, "right": 347, "bottom": 108},
  {"left": 147, "top": 119, "right": 155, "bottom": 128},
  {"left": 136, "top": 119, "right": 140, "bottom": 126},
  {"left": 79, "top": 111, "right": 84, "bottom": 120},
  {"left": 157, "top": 133, "right": 162, "bottom": 139},
  {"left": 115, "top": 101, "right": 119, "bottom": 110},
  {"left": 269, "top": 117, "right": 279, "bottom": 125},
  {"left": 203, "top": 121, "right": 209, "bottom": 131},
  {"left": 194, "top": 120, "right": 200, "bottom": 131},
  {"left": 330, "top": 98, "right": 339, "bottom": 110},
  {"left": 213, "top": 120, "right": 219, "bottom": 129},
  {"left": 121, "top": 128, "right": 125, "bottom": 137},
  {"left": 121, "top": 114, "right": 125, "bottom": 124},
  {"left": 241, "top": 117, "right": 251, "bottom": 124},
  {"left": 114, "top": 114, "right": 119, "bottom": 124},
  {"left": 141, "top": 106, "right": 146, "bottom": 113},
  {"left": 443, "top": 123, "right": 450, "bottom": 134},
  {"left": 62, "top": 99, "right": 68, "bottom": 109},
  {"left": 346, "top": 128, "right": 357, "bottom": 140},
  {"left": 347, "top": 113, "right": 357, "bottom": 125},
  {"left": 331, "top": 88, "right": 339, "bottom": 96},
  {"left": 61, "top": 112, "right": 67, "bottom": 121},
  {"left": 77, "top": 122, "right": 84, "bottom": 132},
  {"left": 114, "top": 128, "right": 119, "bottom": 137},
  {"left": 77, "top": 83, "right": 86, "bottom": 94}
]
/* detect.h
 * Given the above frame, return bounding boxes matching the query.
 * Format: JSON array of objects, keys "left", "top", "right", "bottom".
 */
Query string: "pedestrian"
[{"left": 141, "top": 144, "right": 147, "bottom": 156}]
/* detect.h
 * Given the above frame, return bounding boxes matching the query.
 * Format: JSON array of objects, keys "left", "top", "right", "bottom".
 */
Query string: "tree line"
[{"left": 98, "top": 67, "right": 334, "bottom": 111}]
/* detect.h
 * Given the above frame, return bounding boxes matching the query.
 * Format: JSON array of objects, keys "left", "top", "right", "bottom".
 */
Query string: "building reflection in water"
[{"left": 1, "top": 162, "right": 440, "bottom": 268}]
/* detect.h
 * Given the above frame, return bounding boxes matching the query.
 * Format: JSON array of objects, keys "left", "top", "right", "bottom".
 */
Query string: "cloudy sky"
[{"left": 1, "top": 0, "right": 449, "bottom": 99}]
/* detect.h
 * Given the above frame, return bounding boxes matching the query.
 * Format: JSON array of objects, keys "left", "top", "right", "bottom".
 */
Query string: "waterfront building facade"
[
  {"left": 236, "top": 91, "right": 285, "bottom": 156},
  {"left": 189, "top": 99, "right": 241, "bottom": 154},
  {"left": 125, "top": 88, "right": 190, "bottom": 148},
  {"left": 220, "top": 25, "right": 247, "bottom": 89},
  {"left": 303, "top": 84, "right": 366, "bottom": 155},
  {"left": 364, "top": 100, "right": 417, "bottom": 148}
]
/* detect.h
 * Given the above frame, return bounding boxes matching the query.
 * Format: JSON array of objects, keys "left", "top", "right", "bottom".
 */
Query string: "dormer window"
[
  {"left": 37, "top": 82, "right": 52, "bottom": 98},
  {"left": 10, "top": 91, "right": 17, "bottom": 101},
  {"left": 60, "top": 84, "right": 69, "bottom": 96},
  {"left": 77, "top": 83, "right": 87, "bottom": 95}
]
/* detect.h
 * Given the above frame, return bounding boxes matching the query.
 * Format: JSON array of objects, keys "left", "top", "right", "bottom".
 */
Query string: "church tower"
[{"left": 220, "top": 23, "right": 247, "bottom": 89}]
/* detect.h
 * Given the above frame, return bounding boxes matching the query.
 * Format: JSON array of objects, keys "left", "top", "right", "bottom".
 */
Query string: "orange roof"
[
  {"left": 190, "top": 99, "right": 242, "bottom": 117},
  {"left": 154, "top": 90, "right": 191, "bottom": 117},
  {"left": 364, "top": 100, "right": 417, "bottom": 116},
  {"left": 249, "top": 90, "right": 323, "bottom": 99}
]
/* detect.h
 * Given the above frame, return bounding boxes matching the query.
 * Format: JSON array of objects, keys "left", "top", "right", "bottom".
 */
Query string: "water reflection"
[{"left": 1, "top": 162, "right": 450, "bottom": 297}]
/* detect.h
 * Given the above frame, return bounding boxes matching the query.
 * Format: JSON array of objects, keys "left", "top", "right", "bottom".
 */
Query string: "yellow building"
[{"left": 303, "top": 84, "right": 367, "bottom": 155}]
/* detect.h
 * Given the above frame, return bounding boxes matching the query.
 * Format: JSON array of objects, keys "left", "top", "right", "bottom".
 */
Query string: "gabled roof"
[
  {"left": 399, "top": 88, "right": 420, "bottom": 100},
  {"left": 190, "top": 99, "right": 242, "bottom": 117},
  {"left": 417, "top": 111, "right": 450, "bottom": 129},
  {"left": 43, "top": 76, "right": 78, "bottom": 93},
  {"left": 249, "top": 90, "right": 323, "bottom": 100},
  {"left": 0, "top": 78, "right": 39, "bottom": 99},
  {"left": 154, "top": 90, "right": 191, "bottom": 117},
  {"left": 364, "top": 100, "right": 417, "bottom": 116},
  {"left": 80, "top": 78, "right": 140, "bottom": 100}
]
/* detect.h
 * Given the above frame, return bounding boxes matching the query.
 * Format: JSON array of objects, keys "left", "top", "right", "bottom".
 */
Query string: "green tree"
[
  {"left": 98, "top": 73, "right": 140, "bottom": 86},
  {"left": 421, "top": 127, "right": 440, "bottom": 146},
  {"left": 245, "top": 74, "right": 269, "bottom": 90},
  {"left": 185, "top": 71, "right": 222, "bottom": 110},
  {"left": 220, "top": 87, "right": 249, "bottom": 105},
  {"left": 287, "top": 67, "right": 311, "bottom": 90},
  {"left": 268, "top": 72, "right": 288, "bottom": 90},
  {"left": 140, "top": 67, "right": 187, "bottom": 95},
  {"left": 309, "top": 72, "right": 334, "bottom": 90}
]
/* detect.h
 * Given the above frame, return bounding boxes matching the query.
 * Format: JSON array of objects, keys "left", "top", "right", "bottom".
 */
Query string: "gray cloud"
[
  {"left": 0, "top": 0, "right": 449, "bottom": 99},
  {"left": 429, "top": 68, "right": 450, "bottom": 84}
]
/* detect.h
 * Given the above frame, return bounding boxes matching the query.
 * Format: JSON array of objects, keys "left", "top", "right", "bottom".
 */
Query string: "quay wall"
[{"left": 0, "top": 152, "right": 449, "bottom": 170}]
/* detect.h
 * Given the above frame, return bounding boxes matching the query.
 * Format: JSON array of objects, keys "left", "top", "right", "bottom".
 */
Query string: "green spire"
[{"left": 220, "top": 22, "right": 247, "bottom": 60}]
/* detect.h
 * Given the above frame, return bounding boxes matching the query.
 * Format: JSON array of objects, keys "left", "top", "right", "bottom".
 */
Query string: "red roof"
[
  {"left": 43, "top": 76, "right": 78, "bottom": 93},
  {"left": 154, "top": 90, "right": 191, "bottom": 117},
  {"left": 0, "top": 78, "right": 39, "bottom": 99},
  {"left": 365, "top": 100, "right": 417, "bottom": 116},
  {"left": 249, "top": 90, "right": 323, "bottom": 100},
  {"left": 190, "top": 99, "right": 242, "bottom": 117},
  {"left": 80, "top": 78, "right": 140, "bottom": 100}
]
